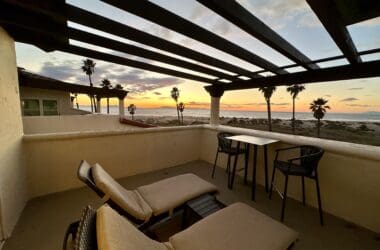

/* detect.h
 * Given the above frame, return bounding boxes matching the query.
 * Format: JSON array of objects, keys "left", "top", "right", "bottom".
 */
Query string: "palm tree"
[
  {"left": 128, "top": 104, "right": 136, "bottom": 120},
  {"left": 114, "top": 84, "right": 123, "bottom": 90},
  {"left": 310, "top": 98, "right": 330, "bottom": 138},
  {"left": 100, "top": 78, "right": 113, "bottom": 114},
  {"left": 81, "top": 59, "right": 96, "bottom": 112},
  {"left": 178, "top": 102, "right": 185, "bottom": 125},
  {"left": 286, "top": 84, "right": 305, "bottom": 134},
  {"left": 258, "top": 86, "right": 276, "bottom": 131},
  {"left": 171, "top": 87, "right": 180, "bottom": 125}
]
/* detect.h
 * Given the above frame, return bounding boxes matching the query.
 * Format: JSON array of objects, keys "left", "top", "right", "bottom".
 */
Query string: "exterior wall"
[
  {"left": 200, "top": 125, "right": 380, "bottom": 234},
  {"left": 23, "top": 114, "right": 137, "bottom": 134},
  {"left": 0, "top": 28, "right": 27, "bottom": 240},
  {"left": 23, "top": 126, "right": 203, "bottom": 198},
  {"left": 19, "top": 87, "right": 89, "bottom": 116}
]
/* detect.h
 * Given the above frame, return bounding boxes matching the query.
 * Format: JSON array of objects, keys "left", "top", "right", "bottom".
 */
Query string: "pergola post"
[
  {"left": 118, "top": 97, "right": 125, "bottom": 117},
  {"left": 96, "top": 96, "right": 101, "bottom": 113},
  {"left": 205, "top": 86, "right": 224, "bottom": 126}
]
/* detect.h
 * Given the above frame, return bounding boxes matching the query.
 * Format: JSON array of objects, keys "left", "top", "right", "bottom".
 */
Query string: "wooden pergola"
[{"left": 1, "top": 0, "right": 379, "bottom": 122}]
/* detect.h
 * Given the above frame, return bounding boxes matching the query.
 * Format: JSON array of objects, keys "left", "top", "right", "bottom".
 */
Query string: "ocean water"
[{"left": 79, "top": 106, "right": 380, "bottom": 122}]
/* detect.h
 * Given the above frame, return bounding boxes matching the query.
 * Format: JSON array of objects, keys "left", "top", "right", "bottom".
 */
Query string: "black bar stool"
[
  {"left": 211, "top": 132, "right": 248, "bottom": 188},
  {"left": 269, "top": 145, "right": 325, "bottom": 225}
]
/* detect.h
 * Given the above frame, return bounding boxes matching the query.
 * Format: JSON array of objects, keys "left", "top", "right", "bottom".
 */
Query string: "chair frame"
[
  {"left": 62, "top": 206, "right": 98, "bottom": 250},
  {"left": 269, "top": 145, "right": 324, "bottom": 226},
  {"left": 211, "top": 132, "right": 248, "bottom": 188},
  {"left": 77, "top": 160, "right": 218, "bottom": 232}
]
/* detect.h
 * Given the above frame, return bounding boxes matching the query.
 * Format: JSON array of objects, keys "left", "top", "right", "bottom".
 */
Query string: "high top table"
[{"left": 226, "top": 135, "right": 279, "bottom": 201}]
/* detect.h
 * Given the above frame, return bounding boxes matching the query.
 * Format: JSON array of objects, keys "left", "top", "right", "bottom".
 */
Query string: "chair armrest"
[{"left": 287, "top": 152, "right": 320, "bottom": 162}]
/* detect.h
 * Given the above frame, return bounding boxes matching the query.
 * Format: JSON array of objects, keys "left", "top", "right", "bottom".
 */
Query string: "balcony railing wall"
[
  {"left": 201, "top": 125, "right": 380, "bottom": 234},
  {"left": 23, "top": 125, "right": 380, "bottom": 234}
]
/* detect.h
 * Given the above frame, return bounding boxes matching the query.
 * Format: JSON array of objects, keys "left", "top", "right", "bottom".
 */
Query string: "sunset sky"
[{"left": 15, "top": 0, "right": 380, "bottom": 113}]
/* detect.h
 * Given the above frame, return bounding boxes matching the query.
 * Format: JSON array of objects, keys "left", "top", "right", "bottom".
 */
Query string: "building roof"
[
  {"left": 1, "top": 0, "right": 380, "bottom": 92},
  {"left": 18, "top": 68, "right": 128, "bottom": 99}
]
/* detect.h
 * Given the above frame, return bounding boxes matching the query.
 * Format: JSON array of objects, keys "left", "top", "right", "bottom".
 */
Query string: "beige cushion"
[
  {"left": 97, "top": 205, "right": 172, "bottom": 250},
  {"left": 92, "top": 163, "right": 153, "bottom": 221},
  {"left": 137, "top": 174, "right": 218, "bottom": 216},
  {"left": 169, "top": 202, "right": 298, "bottom": 250}
]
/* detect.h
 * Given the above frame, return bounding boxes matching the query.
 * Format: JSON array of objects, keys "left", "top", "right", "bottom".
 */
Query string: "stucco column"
[
  {"left": 118, "top": 97, "right": 125, "bottom": 117},
  {"left": 96, "top": 97, "right": 101, "bottom": 113},
  {"left": 205, "top": 86, "right": 224, "bottom": 126},
  {"left": 0, "top": 27, "right": 27, "bottom": 240}
]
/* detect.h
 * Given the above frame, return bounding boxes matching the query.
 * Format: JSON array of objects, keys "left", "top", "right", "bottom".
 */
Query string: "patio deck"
[{"left": 4, "top": 160, "right": 380, "bottom": 250}]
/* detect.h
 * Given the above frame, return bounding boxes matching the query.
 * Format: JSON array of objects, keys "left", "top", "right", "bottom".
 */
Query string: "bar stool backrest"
[
  {"left": 217, "top": 132, "right": 234, "bottom": 153},
  {"left": 300, "top": 145, "right": 324, "bottom": 176}
]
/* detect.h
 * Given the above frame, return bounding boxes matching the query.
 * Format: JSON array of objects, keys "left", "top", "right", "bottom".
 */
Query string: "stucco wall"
[
  {"left": 0, "top": 28, "right": 27, "bottom": 240},
  {"left": 19, "top": 87, "right": 89, "bottom": 116},
  {"left": 200, "top": 125, "right": 380, "bottom": 234},
  {"left": 23, "top": 114, "right": 136, "bottom": 134},
  {"left": 23, "top": 126, "right": 202, "bottom": 198}
]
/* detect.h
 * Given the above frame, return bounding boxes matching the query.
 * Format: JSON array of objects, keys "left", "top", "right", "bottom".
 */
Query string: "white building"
[{"left": 18, "top": 68, "right": 128, "bottom": 117}]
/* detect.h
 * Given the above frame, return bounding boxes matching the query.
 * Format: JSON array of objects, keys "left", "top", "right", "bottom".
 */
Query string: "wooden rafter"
[
  {"left": 197, "top": 0, "right": 319, "bottom": 71},
  {"left": 100, "top": 0, "right": 287, "bottom": 75},
  {"left": 66, "top": 5, "right": 257, "bottom": 78},
  {"left": 307, "top": 0, "right": 362, "bottom": 64},
  {"left": 62, "top": 45, "right": 218, "bottom": 84},
  {"left": 68, "top": 27, "right": 236, "bottom": 81},
  {"left": 224, "top": 60, "right": 380, "bottom": 90}
]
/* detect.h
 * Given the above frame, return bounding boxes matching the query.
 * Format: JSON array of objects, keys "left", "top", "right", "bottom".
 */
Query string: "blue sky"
[{"left": 14, "top": 0, "right": 380, "bottom": 112}]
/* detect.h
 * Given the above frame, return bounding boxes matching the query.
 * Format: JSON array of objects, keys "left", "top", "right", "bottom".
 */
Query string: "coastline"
[{"left": 130, "top": 115, "right": 380, "bottom": 147}]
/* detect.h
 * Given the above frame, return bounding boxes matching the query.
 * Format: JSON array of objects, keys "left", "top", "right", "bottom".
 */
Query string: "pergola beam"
[
  {"left": 225, "top": 60, "right": 380, "bottom": 90},
  {"left": 100, "top": 0, "right": 287, "bottom": 75},
  {"left": 197, "top": 0, "right": 319, "bottom": 71},
  {"left": 66, "top": 5, "right": 256, "bottom": 78},
  {"left": 68, "top": 27, "right": 236, "bottom": 81},
  {"left": 62, "top": 45, "right": 217, "bottom": 84},
  {"left": 307, "top": 0, "right": 361, "bottom": 64}
]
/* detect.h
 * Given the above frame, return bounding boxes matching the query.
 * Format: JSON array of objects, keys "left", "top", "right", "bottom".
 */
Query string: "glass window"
[
  {"left": 43, "top": 100, "right": 58, "bottom": 116},
  {"left": 22, "top": 99, "right": 40, "bottom": 116}
]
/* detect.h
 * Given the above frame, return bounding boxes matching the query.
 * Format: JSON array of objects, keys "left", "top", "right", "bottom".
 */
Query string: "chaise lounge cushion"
[
  {"left": 137, "top": 173, "right": 218, "bottom": 216},
  {"left": 97, "top": 205, "right": 171, "bottom": 250},
  {"left": 169, "top": 202, "right": 298, "bottom": 250},
  {"left": 92, "top": 163, "right": 153, "bottom": 221}
]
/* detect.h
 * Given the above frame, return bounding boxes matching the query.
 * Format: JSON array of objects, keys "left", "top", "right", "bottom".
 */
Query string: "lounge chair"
[
  {"left": 69, "top": 203, "right": 298, "bottom": 250},
  {"left": 77, "top": 160, "right": 218, "bottom": 229}
]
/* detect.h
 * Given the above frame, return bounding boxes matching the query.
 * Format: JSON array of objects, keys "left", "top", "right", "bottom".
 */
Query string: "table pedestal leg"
[{"left": 251, "top": 145, "right": 258, "bottom": 201}]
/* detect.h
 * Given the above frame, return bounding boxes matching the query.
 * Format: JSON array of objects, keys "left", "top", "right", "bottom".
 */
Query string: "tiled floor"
[{"left": 4, "top": 161, "right": 380, "bottom": 249}]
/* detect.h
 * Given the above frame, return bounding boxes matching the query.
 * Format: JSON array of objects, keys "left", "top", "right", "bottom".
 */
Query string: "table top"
[{"left": 226, "top": 135, "right": 279, "bottom": 146}]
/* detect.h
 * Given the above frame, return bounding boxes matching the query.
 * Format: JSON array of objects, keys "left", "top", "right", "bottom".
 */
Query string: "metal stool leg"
[
  {"left": 230, "top": 142, "right": 241, "bottom": 189},
  {"left": 211, "top": 150, "right": 219, "bottom": 178},
  {"left": 244, "top": 144, "right": 249, "bottom": 184},
  {"left": 315, "top": 172, "right": 324, "bottom": 226},
  {"left": 227, "top": 153, "right": 232, "bottom": 188},
  {"left": 302, "top": 176, "right": 306, "bottom": 206},
  {"left": 269, "top": 166, "right": 276, "bottom": 199},
  {"left": 281, "top": 174, "right": 289, "bottom": 222}
]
